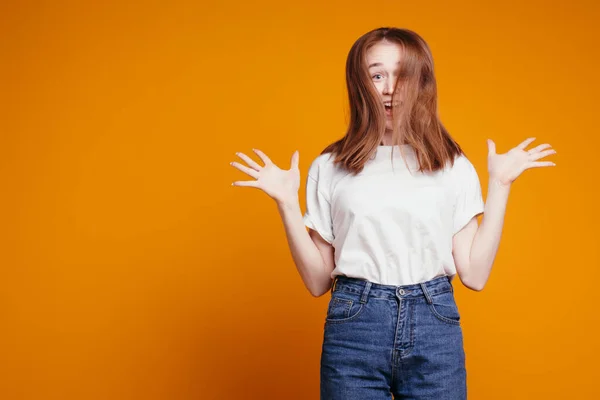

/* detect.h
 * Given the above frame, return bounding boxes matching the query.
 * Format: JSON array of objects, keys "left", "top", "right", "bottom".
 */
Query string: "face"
[{"left": 366, "top": 40, "right": 403, "bottom": 131}]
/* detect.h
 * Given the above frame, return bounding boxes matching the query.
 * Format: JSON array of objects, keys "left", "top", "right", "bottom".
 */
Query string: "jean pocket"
[
  {"left": 325, "top": 293, "right": 365, "bottom": 324},
  {"left": 427, "top": 290, "right": 461, "bottom": 325}
]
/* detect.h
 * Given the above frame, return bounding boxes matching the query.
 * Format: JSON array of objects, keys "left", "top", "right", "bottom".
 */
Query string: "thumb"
[
  {"left": 290, "top": 150, "right": 299, "bottom": 169},
  {"left": 487, "top": 139, "right": 496, "bottom": 156}
]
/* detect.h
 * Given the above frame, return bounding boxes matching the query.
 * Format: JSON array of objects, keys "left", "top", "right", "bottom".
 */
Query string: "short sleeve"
[
  {"left": 302, "top": 157, "right": 334, "bottom": 244},
  {"left": 452, "top": 155, "right": 485, "bottom": 235}
]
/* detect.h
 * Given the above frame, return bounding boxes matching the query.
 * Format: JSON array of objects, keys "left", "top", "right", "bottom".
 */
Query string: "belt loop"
[
  {"left": 420, "top": 282, "right": 433, "bottom": 304},
  {"left": 360, "top": 281, "right": 371, "bottom": 304},
  {"left": 330, "top": 276, "right": 338, "bottom": 294}
]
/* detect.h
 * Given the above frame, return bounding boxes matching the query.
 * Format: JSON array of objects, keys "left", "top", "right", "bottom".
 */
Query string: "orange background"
[{"left": 1, "top": 1, "right": 599, "bottom": 399}]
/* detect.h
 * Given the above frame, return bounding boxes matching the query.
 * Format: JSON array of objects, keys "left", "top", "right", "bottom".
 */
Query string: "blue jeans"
[{"left": 320, "top": 275, "right": 467, "bottom": 399}]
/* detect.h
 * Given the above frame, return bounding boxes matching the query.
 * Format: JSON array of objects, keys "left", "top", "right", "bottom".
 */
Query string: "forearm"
[
  {"left": 467, "top": 179, "right": 511, "bottom": 290},
  {"left": 276, "top": 197, "right": 332, "bottom": 297}
]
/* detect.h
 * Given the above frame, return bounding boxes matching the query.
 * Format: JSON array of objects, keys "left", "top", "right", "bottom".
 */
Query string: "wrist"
[
  {"left": 488, "top": 178, "right": 512, "bottom": 198},
  {"left": 276, "top": 195, "right": 300, "bottom": 210}
]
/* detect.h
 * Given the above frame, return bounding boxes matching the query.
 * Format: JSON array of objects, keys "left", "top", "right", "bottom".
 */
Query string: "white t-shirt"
[{"left": 302, "top": 144, "right": 485, "bottom": 286}]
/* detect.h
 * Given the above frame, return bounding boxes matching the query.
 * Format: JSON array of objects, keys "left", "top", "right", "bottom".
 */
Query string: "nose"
[{"left": 383, "top": 78, "right": 395, "bottom": 95}]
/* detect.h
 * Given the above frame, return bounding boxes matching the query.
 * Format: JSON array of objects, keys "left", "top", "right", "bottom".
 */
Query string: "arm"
[
  {"left": 231, "top": 148, "right": 335, "bottom": 297},
  {"left": 452, "top": 137, "right": 557, "bottom": 291},
  {"left": 277, "top": 197, "right": 336, "bottom": 297},
  {"left": 453, "top": 181, "right": 510, "bottom": 291}
]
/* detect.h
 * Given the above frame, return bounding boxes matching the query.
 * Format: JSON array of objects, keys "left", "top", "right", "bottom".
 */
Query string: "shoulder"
[
  {"left": 307, "top": 152, "right": 336, "bottom": 180},
  {"left": 451, "top": 153, "right": 474, "bottom": 168},
  {"left": 447, "top": 153, "right": 479, "bottom": 177},
  {"left": 439, "top": 154, "right": 481, "bottom": 192}
]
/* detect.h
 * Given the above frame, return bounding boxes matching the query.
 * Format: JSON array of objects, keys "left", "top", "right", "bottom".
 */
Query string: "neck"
[
  {"left": 380, "top": 132, "right": 394, "bottom": 146},
  {"left": 380, "top": 135, "right": 410, "bottom": 147}
]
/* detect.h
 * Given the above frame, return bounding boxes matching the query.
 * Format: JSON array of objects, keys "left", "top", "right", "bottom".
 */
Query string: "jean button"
[{"left": 398, "top": 288, "right": 405, "bottom": 295}]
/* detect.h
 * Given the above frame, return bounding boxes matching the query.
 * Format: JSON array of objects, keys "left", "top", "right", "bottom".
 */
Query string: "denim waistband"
[{"left": 331, "top": 275, "right": 454, "bottom": 301}]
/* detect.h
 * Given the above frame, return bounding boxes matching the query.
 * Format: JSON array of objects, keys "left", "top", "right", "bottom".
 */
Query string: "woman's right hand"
[{"left": 230, "top": 148, "right": 300, "bottom": 205}]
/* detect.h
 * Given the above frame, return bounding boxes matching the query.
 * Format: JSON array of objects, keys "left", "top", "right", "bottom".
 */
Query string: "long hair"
[{"left": 322, "top": 27, "right": 464, "bottom": 174}]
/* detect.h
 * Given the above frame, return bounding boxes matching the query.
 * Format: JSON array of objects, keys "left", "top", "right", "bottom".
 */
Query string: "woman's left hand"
[{"left": 487, "top": 137, "right": 557, "bottom": 186}]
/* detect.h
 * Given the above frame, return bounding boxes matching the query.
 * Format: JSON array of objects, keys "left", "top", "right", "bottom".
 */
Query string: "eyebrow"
[{"left": 368, "top": 61, "right": 402, "bottom": 68}]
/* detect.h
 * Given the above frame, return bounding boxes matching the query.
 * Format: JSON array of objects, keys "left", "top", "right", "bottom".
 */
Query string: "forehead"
[{"left": 366, "top": 41, "right": 403, "bottom": 68}]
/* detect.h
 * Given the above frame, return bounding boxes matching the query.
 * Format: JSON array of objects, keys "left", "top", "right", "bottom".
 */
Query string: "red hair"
[{"left": 322, "top": 27, "right": 464, "bottom": 174}]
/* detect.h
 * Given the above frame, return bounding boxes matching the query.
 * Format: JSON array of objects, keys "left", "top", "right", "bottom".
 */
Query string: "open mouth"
[
  {"left": 384, "top": 103, "right": 393, "bottom": 116},
  {"left": 384, "top": 101, "right": 401, "bottom": 117}
]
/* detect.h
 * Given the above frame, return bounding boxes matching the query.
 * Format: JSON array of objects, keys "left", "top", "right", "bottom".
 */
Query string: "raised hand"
[
  {"left": 487, "top": 137, "right": 557, "bottom": 186},
  {"left": 230, "top": 148, "right": 301, "bottom": 205}
]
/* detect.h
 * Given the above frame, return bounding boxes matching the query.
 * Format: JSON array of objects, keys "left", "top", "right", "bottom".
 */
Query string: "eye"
[{"left": 372, "top": 74, "right": 383, "bottom": 80}]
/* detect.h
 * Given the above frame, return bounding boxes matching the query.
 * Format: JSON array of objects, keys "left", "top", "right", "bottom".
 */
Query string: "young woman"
[{"left": 230, "top": 27, "right": 556, "bottom": 399}]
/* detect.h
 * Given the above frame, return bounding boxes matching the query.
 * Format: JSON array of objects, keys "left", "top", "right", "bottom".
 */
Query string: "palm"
[
  {"left": 230, "top": 148, "right": 300, "bottom": 203},
  {"left": 487, "top": 137, "right": 556, "bottom": 186}
]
